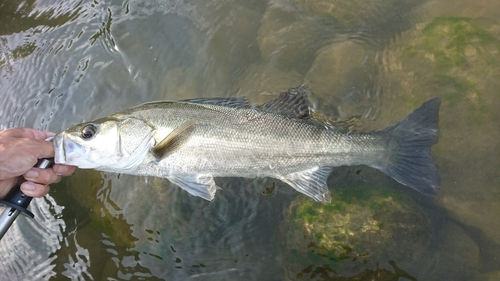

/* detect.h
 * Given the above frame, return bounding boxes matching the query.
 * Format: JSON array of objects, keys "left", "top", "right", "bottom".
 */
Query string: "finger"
[
  {"left": 52, "top": 164, "right": 76, "bottom": 176},
  {"left": 0, "top": 128, "right": 56, "bottom": 159},
  {"left": 23, "top": 167, "right": 62, "bottom": 185},
  {"left": 0, "top": 139, "right": 55, "bottom": 181},
  {"left": 20, "top": 181, "right": 50, "bottom": 198},
  {"left": 1, "top": 127, "right": 55, "bottom": 140},
  {"left": 26, "top": 139, "right": 56, "bottom": 159},
  {"left": 0, "top": 178, "right": 19, "bottom": 199}
]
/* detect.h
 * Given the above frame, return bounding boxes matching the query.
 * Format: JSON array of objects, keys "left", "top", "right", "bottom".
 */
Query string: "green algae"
[
  {"left": 400, "top": 16, "right": 500, "bottom": 124},
  {"left": 421, "top": 17, "right": 497, "bottom": 69}
]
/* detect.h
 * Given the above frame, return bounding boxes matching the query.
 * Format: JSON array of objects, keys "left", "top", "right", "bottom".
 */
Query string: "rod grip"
[{"left": 0, "top": 158, "right": 54, "bottom": 218}]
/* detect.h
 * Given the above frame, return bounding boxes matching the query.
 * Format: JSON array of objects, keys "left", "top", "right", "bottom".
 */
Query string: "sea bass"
[{"left": 53, "top": 87, "right": 440, "bottom": 202}]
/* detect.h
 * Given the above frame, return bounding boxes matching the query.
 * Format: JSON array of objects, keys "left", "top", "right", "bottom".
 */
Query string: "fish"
[{"left": 53, "top": 86, "right": 440, "bottom": 202}]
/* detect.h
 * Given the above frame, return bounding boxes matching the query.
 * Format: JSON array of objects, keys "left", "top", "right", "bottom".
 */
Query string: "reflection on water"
[
  {"left": 1, "top": 0, "right": 500, "bottom": 280},
  {"left": 0, "top": 195, "right": 65, "bottom": 280}
]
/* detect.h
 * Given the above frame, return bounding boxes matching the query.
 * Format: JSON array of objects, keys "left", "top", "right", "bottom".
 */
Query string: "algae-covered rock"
[
  {"left": 384, "top": 17, "right": 500, "bottom": 116},
  {"left": 279, "top": 185, "right": 430, "bottom": 279},
  {"left": 412, "top": 17, "right": 499, "bottom": 101}
]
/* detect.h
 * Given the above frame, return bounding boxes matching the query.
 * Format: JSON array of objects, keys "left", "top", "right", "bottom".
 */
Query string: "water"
[{"left": 1, "top": 0, "right": 499, "bottom": 280}]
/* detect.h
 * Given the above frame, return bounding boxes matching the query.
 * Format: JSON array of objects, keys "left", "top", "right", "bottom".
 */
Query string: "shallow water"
[{"left": 1, "top": 0, "right": 499, "bottom": 280}]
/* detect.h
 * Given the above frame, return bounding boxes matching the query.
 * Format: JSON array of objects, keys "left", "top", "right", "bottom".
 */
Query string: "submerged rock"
[
  {"left": 257, "top": 4, "right": 332, "bottom": 73},
  {"left": 256, "top": 0, "right": 421, "bottom": 73},
  {"left": 416, "top": 222, "right": 480, "bottom": 280},
  {"left": 235, "top": 62, "right": 303, "bottom": 103},
  {"left": 378, "top": 16, "right": 500, "bottom": 245},
  {"left": 474, "top": 270, "right": 500, "bottom": 281},
  {"left": 304, "top": 40, "right": 375, "bottom": 119},
  {"left": 279, "top": 185, "right": 431, "bottom": 279}
]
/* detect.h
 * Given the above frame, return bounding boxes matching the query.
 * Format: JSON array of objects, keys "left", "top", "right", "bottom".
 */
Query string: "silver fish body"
[{"left": 54, "top": 87, "right": 440, "bottom": 202}]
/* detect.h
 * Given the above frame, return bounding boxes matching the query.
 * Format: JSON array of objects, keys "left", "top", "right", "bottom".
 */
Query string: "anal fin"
[
  {"left": 281, "top": 166, "right": 332, "bottom": 202},
  {"left": 168, "top": 174, "right": 219, "bottom": 201}
]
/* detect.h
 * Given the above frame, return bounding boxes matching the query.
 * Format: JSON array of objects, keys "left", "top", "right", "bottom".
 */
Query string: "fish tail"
[{"left": 373, "top": 98, "right": 441, "bottom": 195}]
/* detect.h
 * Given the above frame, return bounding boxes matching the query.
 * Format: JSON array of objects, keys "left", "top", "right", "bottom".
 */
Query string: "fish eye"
[{"left": 81, "top": 124, "right": 97, "bottom": 140}]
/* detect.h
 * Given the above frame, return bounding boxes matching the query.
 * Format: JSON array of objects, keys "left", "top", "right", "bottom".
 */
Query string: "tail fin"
[{"left": 373, "top": 98, "right": 441, "bottom": 195}]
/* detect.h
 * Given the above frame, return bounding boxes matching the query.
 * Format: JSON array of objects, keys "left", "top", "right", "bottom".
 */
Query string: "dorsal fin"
[
  {"left": 259, "top": 86, "right": 312, "bottom": 119},
  {"left": 182, "top": 97, "right": 250, "bottom": 109}
]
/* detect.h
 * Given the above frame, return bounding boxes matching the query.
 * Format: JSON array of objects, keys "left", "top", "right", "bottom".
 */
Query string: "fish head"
[{"left": 54, "top": 115, "right": 155, "bottom": 172}]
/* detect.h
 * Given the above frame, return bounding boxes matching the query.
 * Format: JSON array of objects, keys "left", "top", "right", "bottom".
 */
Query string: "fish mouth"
[{"left": 53, "top": 133, "right": 86, "bottom": 165}]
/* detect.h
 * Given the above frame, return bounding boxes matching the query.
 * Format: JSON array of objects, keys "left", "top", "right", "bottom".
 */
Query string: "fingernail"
[
  {"left": 24, "top": 169, "right": 39, "bottom": 179},
  {"left": 53, "top": 165, "right": 68, "bottom": 176},
  {"left": 21, "top": 182, "right": 35, "bottom": 191}
]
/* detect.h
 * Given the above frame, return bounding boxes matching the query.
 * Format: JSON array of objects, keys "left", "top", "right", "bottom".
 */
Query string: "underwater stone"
[{"left": 279, "top": 185, "right": 431, "bottom": 279}]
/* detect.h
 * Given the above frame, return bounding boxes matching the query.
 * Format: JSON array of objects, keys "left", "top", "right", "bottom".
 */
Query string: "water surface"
[{"left": 1, "top": 0, "right": 499, "bottom": 280}]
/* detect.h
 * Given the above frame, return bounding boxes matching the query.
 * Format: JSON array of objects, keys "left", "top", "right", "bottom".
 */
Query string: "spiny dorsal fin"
[
  {"left": 151, "top": 120, "right": 196, "bottom": 160},
  {"left": 182, "top": 97, "right": 250, "bottom": 109},
  {"left": 259, "top": 86, "right": 312, "bottom": 119}
]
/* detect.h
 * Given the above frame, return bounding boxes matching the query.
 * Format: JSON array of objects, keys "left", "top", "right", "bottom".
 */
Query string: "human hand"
[{"left": 0, "top": 128, "right": 76, "bottom": 199}]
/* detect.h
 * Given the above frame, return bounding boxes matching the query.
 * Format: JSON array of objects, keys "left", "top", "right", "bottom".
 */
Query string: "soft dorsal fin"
[
  {"left": 260, "top": 86, "right": 312, "bottom": 119},
  {"left": 182, "top": 97, "right": 250, "bottom": 109},
  {"left": 151, "top": 120, "right": 196, "bottom": 160}
]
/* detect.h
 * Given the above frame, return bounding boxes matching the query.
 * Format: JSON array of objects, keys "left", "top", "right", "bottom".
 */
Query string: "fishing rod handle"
[{"left": 0, "top": 158, "right": 54, "bottom": 218}]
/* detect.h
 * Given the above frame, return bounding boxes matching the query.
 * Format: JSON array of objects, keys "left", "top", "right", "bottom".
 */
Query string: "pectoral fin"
[
  {"left": 152, "top": 120, "right": 196, "bottom": 160},
  {"left": 168, "top": 174, "right": 219, "bottom": 201},
  {"left": 281, "top": 166, "right": 332, "bottom": 202}
]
